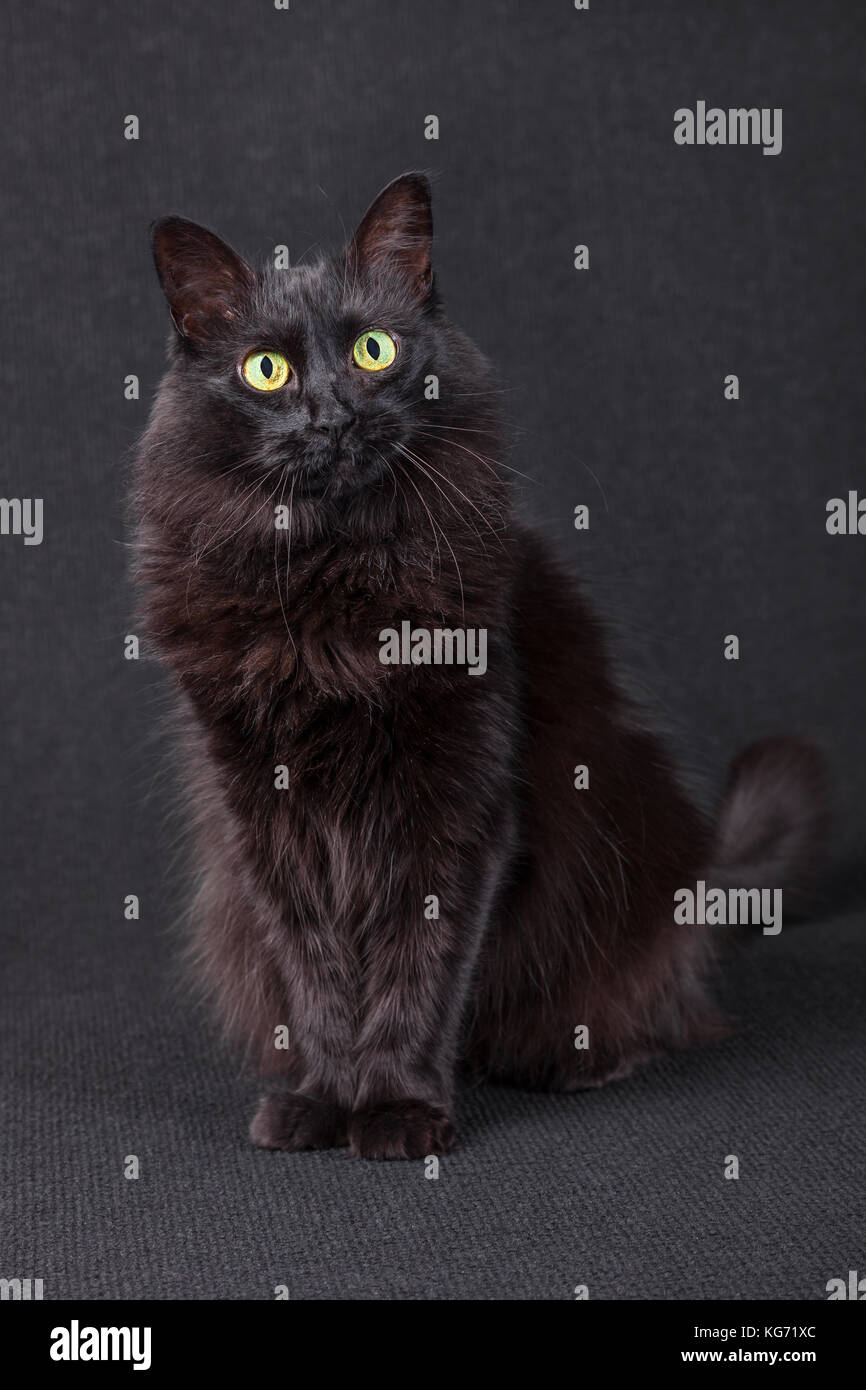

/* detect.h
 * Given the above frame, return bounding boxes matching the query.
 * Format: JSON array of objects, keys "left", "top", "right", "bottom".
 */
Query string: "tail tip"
[{"left": 715, "top": 736, "right": 830, "bottom": 898}]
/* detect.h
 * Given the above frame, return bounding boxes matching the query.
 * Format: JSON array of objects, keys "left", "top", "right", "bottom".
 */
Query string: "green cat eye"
[
  {"left": 352, "top": 329, "right": 397, "bottom": 372},
  {"left": 242, "top": 350, "right": 291, "bottom": 392}
]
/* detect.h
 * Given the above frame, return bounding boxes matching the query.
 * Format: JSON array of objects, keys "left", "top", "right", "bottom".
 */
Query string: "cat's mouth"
[{"left": 291, "top": 447, "right": 385, "bottom": 498}]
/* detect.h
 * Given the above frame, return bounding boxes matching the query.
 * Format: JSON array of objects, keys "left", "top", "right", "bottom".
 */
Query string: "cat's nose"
[{"left": 310, "top": 402, "right": 356, "bottom": 443}]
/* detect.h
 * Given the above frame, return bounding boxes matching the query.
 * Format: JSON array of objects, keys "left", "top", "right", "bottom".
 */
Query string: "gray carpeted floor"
[{"left": 2, "top": 899, "right": 863, "bottom": 1300}]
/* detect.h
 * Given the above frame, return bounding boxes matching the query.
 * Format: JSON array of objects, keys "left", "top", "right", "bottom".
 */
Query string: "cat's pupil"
[
  {"left": 366, "top": 337, "right": 380, "bottom": 360},
  {"left": 261, "top": 356, "right": 273, "bottom": 379}
]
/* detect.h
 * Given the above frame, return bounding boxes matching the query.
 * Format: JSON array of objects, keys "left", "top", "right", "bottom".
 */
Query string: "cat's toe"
[
  {"left": 348, "top": 1099, "right": 455, "bottom": 1160},
  {"left": 250, "top": 1092, "right": 348, "bottom": 1152}
]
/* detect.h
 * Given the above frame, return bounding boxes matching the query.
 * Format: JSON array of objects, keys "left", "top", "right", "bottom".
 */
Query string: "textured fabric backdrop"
[{"left": 0, "top": 0, "right": 863, "bottom": 1300}]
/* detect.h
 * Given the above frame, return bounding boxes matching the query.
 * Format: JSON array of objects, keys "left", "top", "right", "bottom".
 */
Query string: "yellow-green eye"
[
  {"left": 242, "top": 350, "right": 291, "bottom": 392},
  {"left": 353, "top": 329, "right": 397, "bottom": 372}
]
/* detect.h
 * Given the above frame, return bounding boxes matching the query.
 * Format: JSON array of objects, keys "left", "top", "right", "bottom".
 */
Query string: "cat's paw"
[
  {"left": 250, "top": 1092, "right": 348, "bottom": 1152},
  {"left": 348, "top": 1099, "right": 455, "bottom": 1160}
]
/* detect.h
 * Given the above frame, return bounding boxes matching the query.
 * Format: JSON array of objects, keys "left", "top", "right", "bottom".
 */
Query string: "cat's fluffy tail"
[{"left": 710, "top": 737, "right": 829, "bottom": 904}]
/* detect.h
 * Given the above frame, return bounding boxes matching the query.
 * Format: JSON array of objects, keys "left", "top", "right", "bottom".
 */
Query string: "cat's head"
[{"left": 149, "top": 174, "right": 498, "bottom": 513}]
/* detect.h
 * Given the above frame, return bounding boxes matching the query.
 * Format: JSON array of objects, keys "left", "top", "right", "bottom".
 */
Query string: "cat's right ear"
[
  {"left": 151, "top": 217, "right": 255, "bottom": 344},
  {"left": 347, "top": 173, "right": 433, "bottom": 303}
]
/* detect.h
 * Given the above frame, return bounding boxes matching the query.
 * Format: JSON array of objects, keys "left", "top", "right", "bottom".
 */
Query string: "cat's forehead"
[
  {"left": 253, "top": 256, "right": 411, "bottom": 337},
  {"left": 257, "top": 259, "right": 357, "bottom": 318}
]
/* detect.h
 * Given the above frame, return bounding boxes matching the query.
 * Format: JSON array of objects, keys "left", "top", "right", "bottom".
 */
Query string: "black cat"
[{"left": 132, "top": 173, "right": 825, "bottom": 1158}]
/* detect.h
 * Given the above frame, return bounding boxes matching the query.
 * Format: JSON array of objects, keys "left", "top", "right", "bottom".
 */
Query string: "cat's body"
[{"left": 133, "top": 174, "right": 824, "bottom": 1158}]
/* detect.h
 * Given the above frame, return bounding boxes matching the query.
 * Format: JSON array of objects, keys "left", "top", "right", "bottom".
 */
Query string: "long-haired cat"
[{"left": 132, "top": 173, "right": 825, "bottom": 1159}]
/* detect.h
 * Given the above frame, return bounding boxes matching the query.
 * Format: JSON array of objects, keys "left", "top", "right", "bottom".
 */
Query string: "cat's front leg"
[
  {"left": 250, "top": 918, "right": 358, "bottom": 1152},
  {"left": 348, "top": 832, "right": 512, "bottom": 1160}
]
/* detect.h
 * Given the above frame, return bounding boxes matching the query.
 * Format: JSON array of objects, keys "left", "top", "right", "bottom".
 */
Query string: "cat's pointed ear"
[
  {"left": 151, "top": 216, "right": 255, "bottom": 344},
  {"left": 347, "top": 173, "right": 433, "bottom": 303}
]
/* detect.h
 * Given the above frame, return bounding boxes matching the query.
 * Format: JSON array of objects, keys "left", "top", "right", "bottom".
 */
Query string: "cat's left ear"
[
  {"left": 347, "top": 173, "right": 433, "bottom": 303},
  {"left": 151, "top": 216, "right": 255, "bottom": 344}
]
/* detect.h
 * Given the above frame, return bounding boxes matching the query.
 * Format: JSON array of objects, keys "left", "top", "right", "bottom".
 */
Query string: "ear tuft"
[
  {"left": 347, "top": 173, "right": 433, "bottom": 303},
  {"left": 151, "top": 216, "right": 255, "bottom": 343}
]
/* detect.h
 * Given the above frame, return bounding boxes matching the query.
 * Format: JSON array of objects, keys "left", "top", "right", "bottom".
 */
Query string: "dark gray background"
[{"left": 1, "top": 0, "right": 863, "bottom": 1300}]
